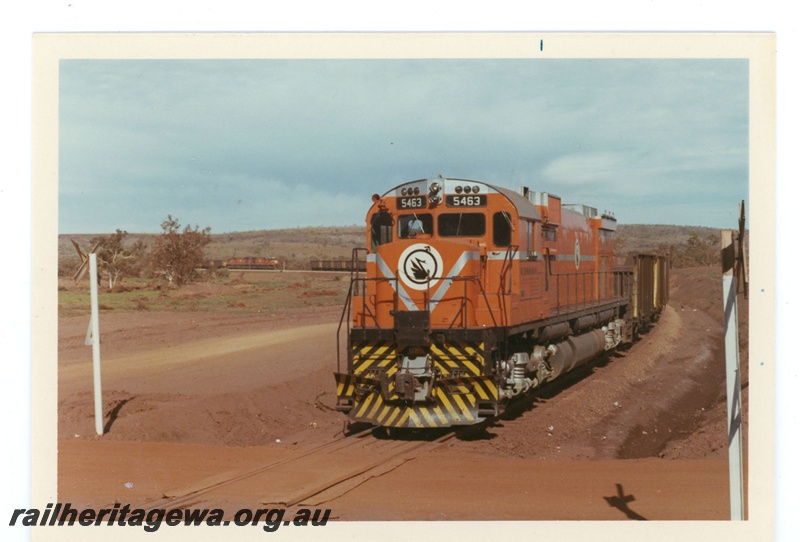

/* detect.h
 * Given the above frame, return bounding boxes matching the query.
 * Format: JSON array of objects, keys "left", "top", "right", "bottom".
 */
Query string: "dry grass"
[{"left": 57, "top": 270, "right": 352, "bottom": 318}]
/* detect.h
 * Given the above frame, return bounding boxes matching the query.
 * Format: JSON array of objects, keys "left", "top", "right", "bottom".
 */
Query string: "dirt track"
[{"left": 57, "top": 267, "right": 747, "bottom": 520}]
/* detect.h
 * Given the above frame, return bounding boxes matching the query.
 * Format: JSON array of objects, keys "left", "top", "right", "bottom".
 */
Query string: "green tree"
[
  {"left": 149, "top": 216, "right": 212, "bottom": 286},
  {"left": 88, "top": 229, "right": 146, "bottom": 289},
  {"left": 682, "top": 231, "right": 719, "bottom": 267}
]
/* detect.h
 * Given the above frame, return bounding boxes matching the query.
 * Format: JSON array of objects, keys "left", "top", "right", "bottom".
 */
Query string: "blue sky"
[{"left": 59, "top": 58, "right": 748, "bottom": 233}]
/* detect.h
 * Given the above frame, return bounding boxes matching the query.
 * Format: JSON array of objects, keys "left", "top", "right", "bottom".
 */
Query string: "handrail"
[
  {"left": 499, "top": 244, "right": 518, "bottom": 295},
  {"left": 444, "top": 275, "right": 501, "bottom": 330},
  {"left": 497, "top": 245, "right": 518, "bottom": 326},
  {"left": 351, "top": 275, "right": 395, "bottom": 328},
  {"left": 344, "top": 273, "right": 502, "bottom": 333},
  {"left": 350, "top": 247, "right": 367, "bottom": 281},
  {"left": 337, "top": 273, "right": 398, "bottom": 371},
  {"left": 336, "top": 278, "right": 354, "bottom": 373}
]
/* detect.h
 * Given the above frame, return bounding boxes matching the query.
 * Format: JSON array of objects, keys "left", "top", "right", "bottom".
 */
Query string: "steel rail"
[
  {"left": 138, "top": 426, "right": 466, "bottom": 513},
  {"left": 140, "top": 426, "right": 376, "bottom": 511}
]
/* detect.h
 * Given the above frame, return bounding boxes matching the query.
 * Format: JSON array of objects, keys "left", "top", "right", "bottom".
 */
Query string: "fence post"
[
  {"left": 721, "top": 229, "right": 744, "bottom": 520},
  {"left": 88, "top": 253, "right": 104, "bottom": 436}
]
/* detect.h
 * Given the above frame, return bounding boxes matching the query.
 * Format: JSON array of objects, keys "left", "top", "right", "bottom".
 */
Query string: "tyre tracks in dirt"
[{"left": 58, "top": 321, "right": 338, "bottom": 394}]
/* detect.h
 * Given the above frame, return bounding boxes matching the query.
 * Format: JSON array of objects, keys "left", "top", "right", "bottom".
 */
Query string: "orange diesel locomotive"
[{"left": 335, "top": 176, "right": 667, "bottom": 428}]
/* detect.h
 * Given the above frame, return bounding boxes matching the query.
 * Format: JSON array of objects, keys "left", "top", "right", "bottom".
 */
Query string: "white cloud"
[
  {"left": 59, "top": 58, "right": 749, "bottom": 231},
  {"left": 541, "top": 151, "right": 631, "bottom": 185}
]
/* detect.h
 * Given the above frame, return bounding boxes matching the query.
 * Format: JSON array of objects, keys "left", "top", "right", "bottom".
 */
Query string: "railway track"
[
  {"left": 133, "top": 355, "right": 618, "bottom": 517},
  {"left": 137, "top": 365, "right": 606, "bottom": 517},
  {"left": 139, "top": 426, "right": 463, "bottom": 515}
]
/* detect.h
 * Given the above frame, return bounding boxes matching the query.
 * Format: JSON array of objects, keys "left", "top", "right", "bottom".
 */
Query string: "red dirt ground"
[{"left": 56, "top": 267, "right": 749, "bottom": 522}]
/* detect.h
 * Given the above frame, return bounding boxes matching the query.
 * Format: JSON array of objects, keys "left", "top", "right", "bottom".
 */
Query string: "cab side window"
[
  {"left": 493, "top": 212, "right": 512, "bottom": 247},
  {"left": 371, "top": 211, "right": 393, "bottom": 250},
  {"left": 526, "top": 221, "right": 535, "bottom": 256}
]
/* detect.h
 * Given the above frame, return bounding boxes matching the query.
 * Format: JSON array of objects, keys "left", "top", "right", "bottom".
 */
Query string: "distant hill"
[
  {"left": 204, "top": 226, "right": 364, "bottom": 269},
  {"left": 617, "top": 224, "right": 730, "bottom": 267},
  {"left": 616, "top": 224, "right": 721, "bottom": 253},
  {"left": 59, "top": 223, "right": 732, "bottom": 275},
  {"left": 58, "top": 227, "right": 364, "bottom": 274}
]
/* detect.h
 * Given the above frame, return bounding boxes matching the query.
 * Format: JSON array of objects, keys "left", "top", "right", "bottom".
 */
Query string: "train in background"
[
  {"left": 205, "top": 257, "right": 365, "bottom": 272},
  {"left": 310, "top": 259, "right": 367, "bottom": 272},
  {"left": 334, "top": 176, "right": 668, "bottom": 429},
  {"left": 204, "top": 256, "right": 281, "bottom": 270}
]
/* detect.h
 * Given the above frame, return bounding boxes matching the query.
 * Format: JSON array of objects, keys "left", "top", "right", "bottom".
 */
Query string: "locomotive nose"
[{"left": 381, "top": 240, "right": 481, "bottom": 325}]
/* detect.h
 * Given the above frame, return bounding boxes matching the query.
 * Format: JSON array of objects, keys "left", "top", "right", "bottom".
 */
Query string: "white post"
[
  {"left": 721, "top": 230, "right": 744, "bottom": 520},
  {"left": 89, "top": 253, "right": 104, "bottom": 436}
]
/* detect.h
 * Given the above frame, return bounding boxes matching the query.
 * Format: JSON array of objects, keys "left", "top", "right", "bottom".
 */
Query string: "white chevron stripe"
[
  {"left": 429, "top": 251, "right": 479, "bottom": 312},
  {"left": 376, "top": 253, "right": 418, "bottom": 311}
]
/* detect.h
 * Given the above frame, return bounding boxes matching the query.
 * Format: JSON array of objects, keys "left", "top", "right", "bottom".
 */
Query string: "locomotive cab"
[{"left": 362, "top": 177, "right": 519, "bottom": 331}]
